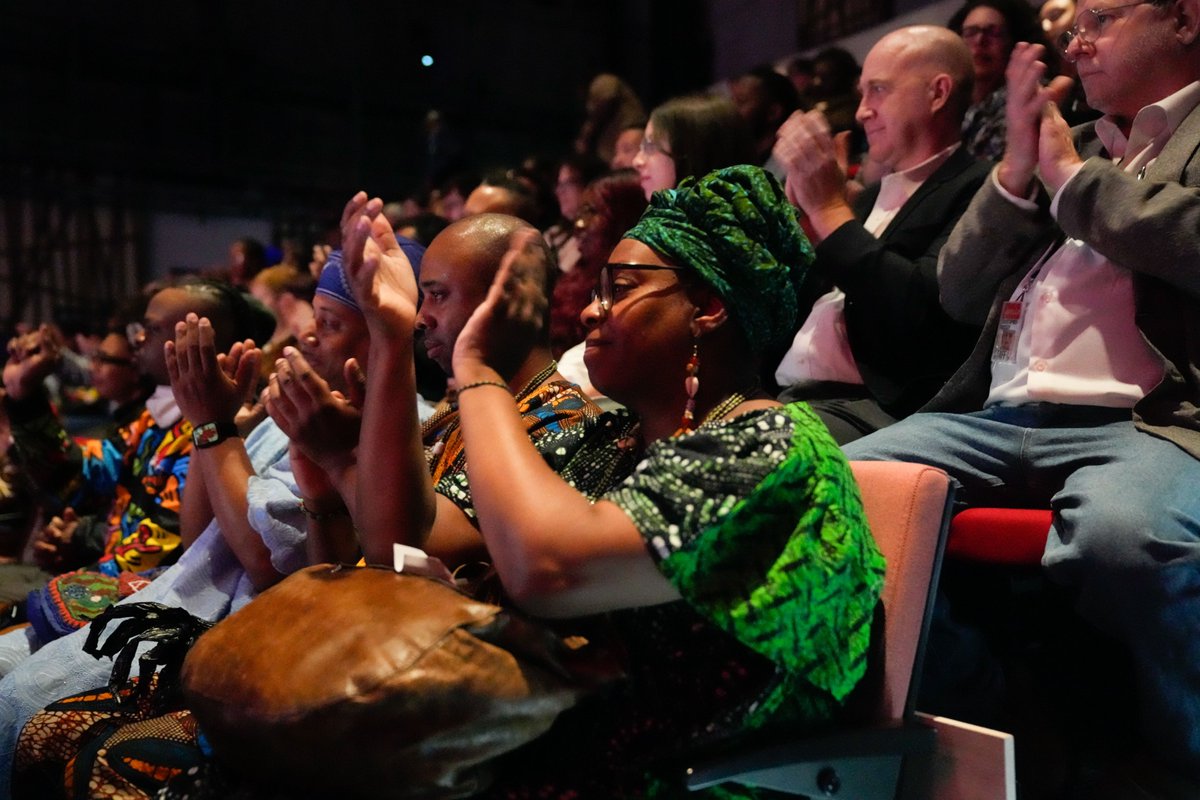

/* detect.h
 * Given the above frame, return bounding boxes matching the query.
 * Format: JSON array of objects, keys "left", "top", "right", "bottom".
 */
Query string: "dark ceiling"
[{"left": 1, "top": 1, "right": 714, "bottom": 221}]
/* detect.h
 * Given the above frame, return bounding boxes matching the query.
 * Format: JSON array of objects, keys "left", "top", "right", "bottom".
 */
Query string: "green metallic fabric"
[{"left": 625, "top": 165, "right": 816, "bottom": 352}]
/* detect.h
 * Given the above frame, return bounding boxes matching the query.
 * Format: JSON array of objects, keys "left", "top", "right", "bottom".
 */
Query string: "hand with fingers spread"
[
  {"left": 32, "top": 507, "right": 79, "bottom": 572},
  {"left": 164, "top": 313, "right": 261, "bottom": 426},
  {"left": 264, "top": 346, "right": 362, "bottom": 477},
  {"left": 773, "top": 110, "right": 856, "bottom": 243},
  {"left": 340, "top": 203, "right": 420, "bottom": 336},
  {"left": 339, "top": 190, "right": 383, "bottom": 247},
  {"left": 4, "top": 324, "right": 65, "bottom": 400},
  {"left": 452, "top": 228, "right": 549, "bottom": 384},
  {"left": 998, "top": 42, "right": 1075, "bottom": 197}
]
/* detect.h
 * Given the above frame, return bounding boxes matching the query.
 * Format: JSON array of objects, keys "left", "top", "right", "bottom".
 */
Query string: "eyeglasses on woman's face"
[
  {"left": 590, "top": 262, "right": 686, "bottom": 313},
  {"left": 637, "top": 137, "right": 673, "bottom": 159},
  {"left": 961, "top": 23, "right": 1009, "bottom": 41}
]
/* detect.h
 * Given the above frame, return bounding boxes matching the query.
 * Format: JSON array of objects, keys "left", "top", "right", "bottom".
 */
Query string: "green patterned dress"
[{"left": 442, "top": 402, "right": 886, "bottom": 798}]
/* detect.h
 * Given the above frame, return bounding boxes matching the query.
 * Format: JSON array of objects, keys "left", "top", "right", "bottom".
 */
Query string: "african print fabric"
[
  {"left": 7, "top": 400, "right": 192, "bottom": 575},
  {"left": 427, "top": 377, "right": 598, "bottom": 488},
  {"left": 478, "top": 402, "right": 884, "bottom": 798},
  {"left": 25, "top": 568, "right": 166, "bottom": 644},
  {"left": 14, "top": 676, "right": 205, "bottom": 800}
]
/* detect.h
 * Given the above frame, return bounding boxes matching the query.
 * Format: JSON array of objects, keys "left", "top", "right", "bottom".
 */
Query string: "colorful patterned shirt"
[
  {"left": 427, "top": 377, "right": 599, "bottom": 494},
  {"left": 6, "top": 394, "right": 192, "bottom": 574},
  {"left": 478, "top": 402, "right": 885, "bottom": 798}
]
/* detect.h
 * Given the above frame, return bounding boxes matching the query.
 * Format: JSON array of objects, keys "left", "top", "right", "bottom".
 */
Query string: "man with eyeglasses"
[{"left": 845, "top": 0, "right": 1200, "bottom": 791}]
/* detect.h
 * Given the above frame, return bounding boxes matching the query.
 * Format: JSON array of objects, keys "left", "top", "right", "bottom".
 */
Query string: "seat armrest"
[{"left": 686, "top": 721, "right": 935, "bottom": 796}]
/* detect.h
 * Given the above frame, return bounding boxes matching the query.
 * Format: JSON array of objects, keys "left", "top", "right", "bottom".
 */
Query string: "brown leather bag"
[{"left": 182, "top": 564, "right": 618, "bottom": 799}]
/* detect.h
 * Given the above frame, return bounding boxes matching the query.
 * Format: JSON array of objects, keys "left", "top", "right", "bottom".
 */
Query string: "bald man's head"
[
  {"left": 875, "top": 25, "right": 975, "bottom": 122},
  {"left": 857, "top": 25, "right": 976, "bottom": 169},
  {"left": 414, "top": 214, "right": 553, "bottom": 372}
]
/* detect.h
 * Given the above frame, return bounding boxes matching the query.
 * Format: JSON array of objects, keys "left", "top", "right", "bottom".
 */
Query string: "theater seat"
[
  {"left": 946, "top": 508, "right": 1052, "bottom": 566},
  {"left": 686, "top": 461, "right": 956, "bottom": 798}
]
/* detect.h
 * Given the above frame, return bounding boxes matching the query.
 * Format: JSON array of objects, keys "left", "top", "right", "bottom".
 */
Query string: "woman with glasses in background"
[
  {"left": 949, "top": 0, "right": 1044, "bottom": 159},
  {"left": 632, "top": 93, "right": 756, "bottom": 200}
]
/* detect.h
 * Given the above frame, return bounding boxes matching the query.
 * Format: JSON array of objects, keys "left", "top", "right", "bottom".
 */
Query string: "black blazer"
[{"left": 808, "top": 146, "right": 992, "bottom": 417}]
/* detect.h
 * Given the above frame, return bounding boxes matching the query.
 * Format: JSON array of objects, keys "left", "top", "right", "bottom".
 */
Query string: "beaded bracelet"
[
  {"left": 456, "top": 379, "right": 509, "bottom": 395},
  {"left": 298, "top": 499, "right": 350, "bottom": 521}
]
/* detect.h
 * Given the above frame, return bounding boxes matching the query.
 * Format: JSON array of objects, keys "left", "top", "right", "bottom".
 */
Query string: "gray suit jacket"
[{"left": 929, "top": 102, "right": 1200, "bottom": 459}]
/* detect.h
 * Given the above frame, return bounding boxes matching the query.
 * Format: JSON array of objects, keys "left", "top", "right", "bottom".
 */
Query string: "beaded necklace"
[{"left": 669, "top": 391, "right": 748, "bottom": 438}]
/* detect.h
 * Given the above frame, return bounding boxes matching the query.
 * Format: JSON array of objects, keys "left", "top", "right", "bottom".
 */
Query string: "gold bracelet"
[
  {"left": 298, "top": 498, "right": 349, "bottom": 521},
  {"left": 456, "top": 379, "right": 509, "bottom": 395}
]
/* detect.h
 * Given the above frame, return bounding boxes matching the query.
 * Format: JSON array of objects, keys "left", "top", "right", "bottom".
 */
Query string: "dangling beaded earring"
[{"left": 677, "top": 341, "right": 700, "bottom": 434}]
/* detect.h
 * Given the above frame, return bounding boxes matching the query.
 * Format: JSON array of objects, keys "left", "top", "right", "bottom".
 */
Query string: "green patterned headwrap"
[{"left": 625, "top": 165, "right": 815, "bottom": 353}]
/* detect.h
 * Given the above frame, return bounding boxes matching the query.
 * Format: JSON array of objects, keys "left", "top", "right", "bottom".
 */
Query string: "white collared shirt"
[
  {"left": 776, "top": 144, "right": 960, "bottom": 389},
  {"left": 985, "top": 81, "right": 1200, "bottom": 408}
]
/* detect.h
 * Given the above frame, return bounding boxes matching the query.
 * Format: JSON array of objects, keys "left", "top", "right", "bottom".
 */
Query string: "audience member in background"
[
  {"left": 785, "top": 54, "right": 817, "bottom": 106},
  {"left": 610, "top": 121, "right": 645, "bottom": 169},
  {"left": 730, "top": 64, "right": 803, "bottom": 179},
  {"left": 431, "top": 173, "right": 478, "bottom": 222},
  {"left": 573, "top": 73, "right": 646, "bottom": 164},
  {"left": 381, "top": 201, "right": 409, "bottom": 230},
  {"left": 633, "top": 93, "right": 756, "bottom": 200},
  {"left": 463, "top": 172, "right": 539, "bottom": 223},
  {"left": 79, "top": 327, "right": 154, "bottom": 440},
  {"left": 551, "top": 169, "right": 647, "bottom": 395},
  {"left": 307, "top": 243, "right": 332, "bottom": 282},
  {"left": 949, "top": 0, "right": 1042, "bottom": 159},
  {"left": 773, "top": 25, "right": 989, "bottom": 443},
  {"left": 510, "top": 155, "right": 561, "bottom": 230},
  {"left": 29, "top": 325, "right": 152, "bottom": 573},
  {"left": 809, "top": 47, "right": 862, "bottom": 134},
  {"left": 394, "top": 211, "right": 450, "bottom": 247},
  {"left": 225, "top": 237, "right": 267, "bottom": 288},
  {"left": 91, "top": 327, "right": 149, "bottom": 408},
  {"left": 545, "top": 153, "right": 608, "bottom": 274},
  {"left": 248, "top": 265, "right": 317, "bottom": 383},
  {"left": 0, "top": 443, "right": 33, "bottom": 572},
  {"left": 1038, "top": 0, "right": 1074, "bottom": 42}
]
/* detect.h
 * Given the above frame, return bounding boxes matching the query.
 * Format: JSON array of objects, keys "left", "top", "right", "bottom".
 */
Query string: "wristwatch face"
[{"left": 193, "top": 422, "right": 223, "bottom": 447}]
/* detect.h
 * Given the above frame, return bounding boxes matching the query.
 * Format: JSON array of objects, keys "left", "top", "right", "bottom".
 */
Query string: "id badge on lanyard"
[
  {"left": 992, "top": 300, "right": 1024, "bottom": 364},
  {"left": 990, "top": 239, "right": 1060, "bottom": 365}
]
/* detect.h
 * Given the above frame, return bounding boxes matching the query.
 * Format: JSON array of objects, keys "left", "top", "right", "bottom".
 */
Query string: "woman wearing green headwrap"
[{"left": 353, "top": 164, "right": 886, "bottom": 797}]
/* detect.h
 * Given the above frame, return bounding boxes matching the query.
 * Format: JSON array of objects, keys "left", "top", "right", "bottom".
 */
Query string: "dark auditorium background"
[{"left": 0, "top": 0, "right": 909, "bottom": 334}]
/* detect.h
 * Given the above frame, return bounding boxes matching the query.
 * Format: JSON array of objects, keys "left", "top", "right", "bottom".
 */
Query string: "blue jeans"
[{"left": 843, "top": 404, "right": 1200, "bottom": 777}]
